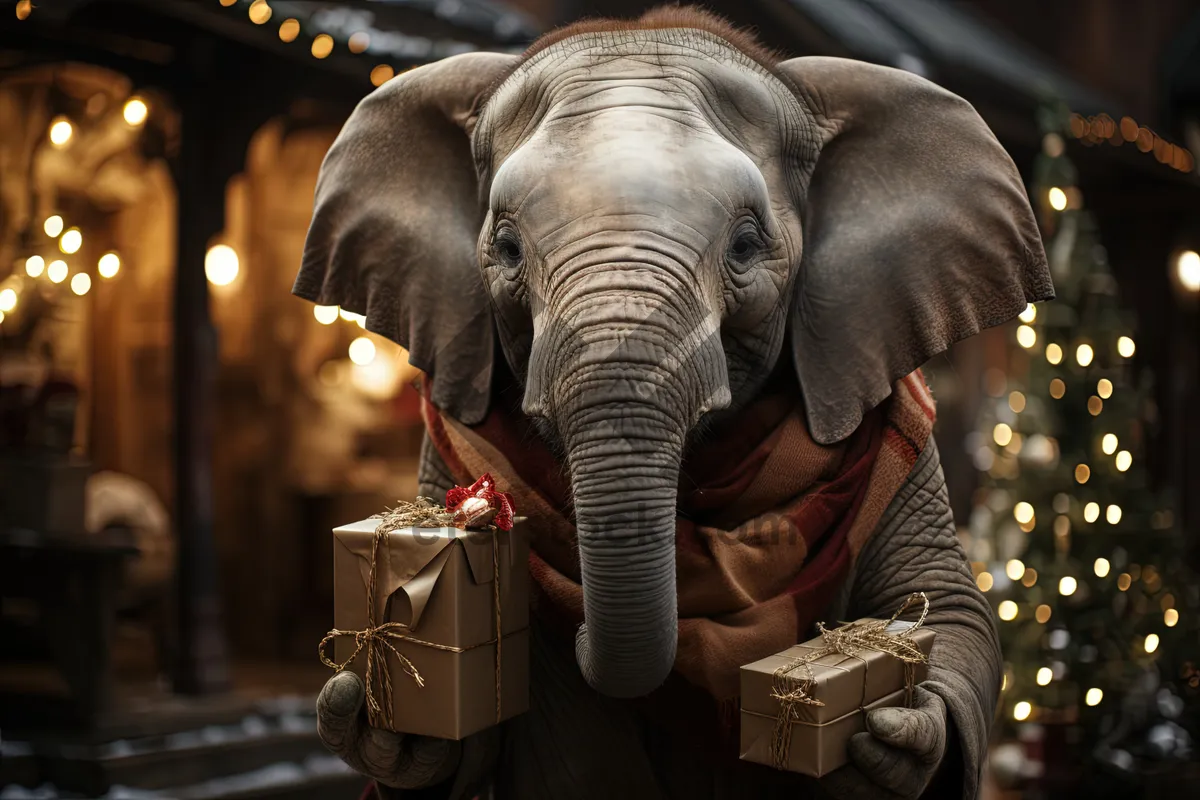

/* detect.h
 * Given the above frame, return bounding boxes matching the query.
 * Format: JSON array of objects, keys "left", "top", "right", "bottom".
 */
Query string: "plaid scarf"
[{"left": 420, "top": 366, "right": 935, "bottom": 703}]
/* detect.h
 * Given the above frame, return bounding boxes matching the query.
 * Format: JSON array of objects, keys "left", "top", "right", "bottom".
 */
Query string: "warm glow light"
[
  {"left": 1048, "top": 187, "right": 1068, "bottom": 211},
  {"left": 279, "top": 18, "right": 300, "bottom": 42},
  {"left": 44, "top": 215, "right": 64, "bottom": 237},
  {"left": 1176, "top": 250, "right": 1200, "bottom": 293},
  {"left": 249, "top": 0, "right": 273, "bottom": 25},
  {"left": 59, "top": 227, "right": 82, "bottom": 254},
  {"left": 313, "top": 305, "right": 339, "bottom": 325},
  {"left": 1022, "top": 569, "right": 1038, "bottom": 588},
  {"left": 47, "top": 260, "right": 68, "bottom": 283},
  {"left": 1165, "top": 609, "right": 1179, "bottom": 627},
  {"left": 994, "top": 423, "right": 1013, "bottom": 447},
  {"left": 1094, "top": 558, "right": 1111, "bottom": 578},
  {"left": 1088, "top": 396, "right": 1103, "bottom": 416},
  {"left": 1036, "top": 667, "right": 1053, "bottom": 686},
  {"left": 1013, "top": 701, "right": 1032, "bottom": 721},
  {"left": 70, "top": 272, "right": 91, "bottom": 296},
  {"left": 1076, "top": 343, "right": 1094, "bottom": 366},
  {"left": 1106, "top": 505, "right": 1122, "bottom": 525},
  {"left": 1016, "top": 325, "right": 1037, "bottom": 348},
  {"left": 25, "top": 255, "right": 45, "bottom": 278},
  {"left": 1075, "top": 464, "right": 1091, "bottom": 484},
  {"left": 998, "top": 600, "right": 1018, "bottom": 621},
  {"left": 1006, "top": 559, "right": 1026, "bottom": 580},
  {"left": 16, "top": 1, "right": 32, "bottom": 20},
  {"left": 49, "top": 117, "right": 73, "bottom": 147},
  {"left": 123, "top": 97, "right": 148, "bottom": 126},
  {"left": 98, "top": 252, "right": 120, "bottom": 278},
  {"left": 1097, "top": 379, "right": 1113, "bottom": 399},
  {"left": 220, "top": 0, "right": 237, "bottom": 6},
  {"left": 1059, "top": 576, "right": 1078, "bottom": 596},
  {"left": 1046, "top": 343, "right": 1063, "bottom": 364},
  {"left": 1009, "top": 392, "right": 1026, "bottom": 413},
  {"left": 1013, "top": 502, "right": 1034, "bottom": 524},
  {"left": 1085, "top": 688, "right": 1103, "bottom": 706},
  {"left": 0, "top": 288, "right": 17, "bottom": 312},
  {"left": 348, "top": 31, "right": 370, "bottom": 53},
  {"left": 1117, "top": 573, "right": 1132, "bottom": 591},
  {"left": 1115, "top": 451, "right": 1132, "bottom": 472},
  {"left": 1035, "top": 604, "right": 1052, "bottom": 623},
  {"left": 205, "top": 244, "right": 240, "bottom": 286},
  {"left": 338, "top": 309, "right": 367, "bottom": 328},
  {"left": 1019, "top": 303, "right": 1037, "bottom": 323},
  {"left": 976, "top": 571, "right": 994, "bottom": 592},
  {"left": 371, "top": 64, "right": 395, "bottom": 86},
  {"left": 1101, "top": 433, "right": 1118, "bottom": 455},
  {"left": 1117, "top": 336, "right": 1136, "bottom": 358},
  {"left": 1050, "top": 378, "right": 1066, "bottom": 399},
  {"left": 348, "top": 336, "right": 376, "bottom": 365},
  {"left": 1144, "top": 634, "right": 1160, "bottom": 654},
  {"left": 312, "top": 33, "right": 334, "bottom": 58}
]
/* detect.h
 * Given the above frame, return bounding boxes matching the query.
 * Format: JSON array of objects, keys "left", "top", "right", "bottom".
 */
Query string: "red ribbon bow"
[{"left": 445, "top": 473, "right": 516, "bottom": 531}]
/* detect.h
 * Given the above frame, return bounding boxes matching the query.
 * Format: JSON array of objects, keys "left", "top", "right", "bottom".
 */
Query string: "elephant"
[{"left": 294, "top": 7, "right": 1053, "bottom": 800}]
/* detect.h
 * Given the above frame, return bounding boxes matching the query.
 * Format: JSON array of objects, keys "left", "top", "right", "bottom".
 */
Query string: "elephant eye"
[
  {"left": 726, "top": 221, "right": 765, "bottom": 271},
  {"left": 493, "top": 228, "right": 524, "bottom": 270}
]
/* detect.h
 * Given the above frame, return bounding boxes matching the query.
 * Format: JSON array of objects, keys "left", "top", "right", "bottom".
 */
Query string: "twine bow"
[
  {"left": 319, "top": 490, "right": 508, "bottom": 731},
  {"left": 768, "top": 592, "right": 931, "bottom": 770}
]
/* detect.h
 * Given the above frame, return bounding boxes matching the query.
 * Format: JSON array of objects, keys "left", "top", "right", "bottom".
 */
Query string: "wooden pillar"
[{"left": 170, "top": 38, "right": 231, "bottom": 695}]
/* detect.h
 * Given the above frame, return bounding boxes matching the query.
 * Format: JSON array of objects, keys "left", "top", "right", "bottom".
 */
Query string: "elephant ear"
[
  {"left": 294, "top": 52, "right": 519, "bottom": 424},
  {"left": 775, "top": 57, "right": 1054, "bottom": 445}
]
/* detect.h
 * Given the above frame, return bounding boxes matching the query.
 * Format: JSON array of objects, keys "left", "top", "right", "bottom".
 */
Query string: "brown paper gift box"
[
  {"left": 739, "top": 620, "right": 935, "bottom": 777},
  {"left": 331, "top": 517, "right": 529, "bottom": 741}
]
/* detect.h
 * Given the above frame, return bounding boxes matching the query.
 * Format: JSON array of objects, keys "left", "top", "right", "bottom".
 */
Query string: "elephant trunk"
[{"left": 564, "top": 396, "right": 682, "bottom": 698}]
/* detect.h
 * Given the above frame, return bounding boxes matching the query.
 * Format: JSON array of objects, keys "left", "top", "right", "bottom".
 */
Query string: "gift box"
[
  {"left": 323, "top": 501, "right": 529, "bottom": 741},
  {"left": 739, "top": 594, "right": 936, "bottom": 777}
]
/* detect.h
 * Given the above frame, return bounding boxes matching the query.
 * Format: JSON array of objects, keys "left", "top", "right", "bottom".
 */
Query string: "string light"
[
  {"left": 1097, "top": 379, "right": 1113, "bottom": 398},
  {"left": 1144, "top": 634, "right": 1160, "bottom": 654},
  {"left": 1177, "top": 251, "right": 1200, "bottom": 293},
  {"left": 205, "top": 244, "right": 239, "bottom": 286},
  {"left": 1013, "top": 701, "right": 1032, "bottom": 721},
  {"left": 312, "top": 33, "right": 334, "bottom": 58},
  {"left": 371, "top": 65, "right": 395, "bottom": 86},
  {"left": 1117, "top": 573, "right": 1132, "bottom": 591},
  {"left": 1070, "top": 112, "right": 1194, "bottom": 173},
  {"left": 1117, "top": 336, "right": 1136, "bottom": 357},
  {"left": 123, "top": 97, "right": 148, "bottom": 126},
  {"left": 1045, "top": 343, "right": 1063, "bottom": 364},
  {"left": 998, "top": 600, "right": 1018, "bottom": 621},
  {"left": 25, "top": 255, "right": 45, "bottom": 278},
  {"left": 1022, "top": 568, "right": 1038, "bottom": 587},
  {"left": 1106, "top": 504, "right": 1122, "bottom": 525},
  {"left": 47, "top": 260, "right": 68, "bottom": 283},
  {"left": 1059, "top": 576, "right": 1078, "bottom": 596},
  {"left": 16, "top": 0, "right": 32, "bottom": 20},
  {"left": 1088, "top": 396, "right": 1103, "bottom": 415},
  {"left": 1013, "top": 502, "right": 1034, "bottom": 524},
  {"left": 60, "top": 227, "right": 82, "bottom": 254},
  {"left": 44, "top": 215, "right": 64, "bottom": 237},
  {"left": 1050, "top": 378, "right": 1066, "bottom": 399},
  {"left": 348, "top": 31, "right": 371, "bottom": 53},
  {"left": 1076, "top": 343, "right": 1094, "bottom": 366},
  {"left": 1085, "top": 688, "right": 1103, "bottom": 706},
  {"left": 1115, "top": 451, "right": 1132, "bottom": 472},
  {"left": 1101, "top": 433, "right": 1118, "bottom": 454},
  {"left": 98, "top": 253, "right": 120, "bottom": 279},
  {"left": 70, "top": 273, "right": 91, "bottom": 296},
  {"left": 1048, "top": 188, "right": 1068, "bottom": 211},
  {"left": 348, "top": 336, "right": 376, "bottom": 365},
  {"left": 1036, "top": 667, "right": 1053, "bottom": 686},
  {"left": 49, "top": 117, "right": 73, "bottom": 147},
  {"left": 279, "top": 18, "right": 300, "bottom": 42},
  {"left": 994, "top": 423, "right": 1013, "bottom": 447},
  {"left": 1075, "top": 464, "right": 1090, "bottom": 484},
  {"left": 976, "top": 572, "right": 994, "bottom": 592},
  {"left": 1094, "top": 557, "right": 1110, "bottom": 577},
  {"left": 1165, "top": 609, "right": 1179, "bottom": 627},
  {"left": 339, "top": 309, "right": 367, "bottom": 328},
  {"left": 313, "top": 305, "right": 339, "bottom": 324},
  {"left": 219, "top": 0, "right": 237, "bottom": 6},
  {"left": 1035, "top": 604, "right": 1052, "bottom": 623},
  {"left": 1018, "top": 303, "right": 1037, "bottom": 323},
  {"left": 0, "top": 288, "right": 17, "bottom": 312},
  {"left": 1009, "top": 392, "right": 1026, "bottom": 413},
  {"left": 1006, "top": 559, "right": 1026, "bottom": 580},
  {"left": 1016, "top": 325, "right": 1037, "bottom": 348},
  {"left": 249, "top": 0, "right": 272, "bottom": 25}
]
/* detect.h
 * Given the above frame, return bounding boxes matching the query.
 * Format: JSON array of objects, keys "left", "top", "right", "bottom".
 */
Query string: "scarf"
[{"left": 419, "top": 366, "right": 935, "bottom": 703}]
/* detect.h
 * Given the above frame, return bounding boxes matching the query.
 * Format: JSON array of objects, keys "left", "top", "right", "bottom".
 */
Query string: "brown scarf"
[{"left": 420, "top": 366, "right": 935, "bottom": 704}]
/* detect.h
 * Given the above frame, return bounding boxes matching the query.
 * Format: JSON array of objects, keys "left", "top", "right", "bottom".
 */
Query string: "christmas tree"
[{"left": 964, "top": 102, "right": 1200, "bottom": 793}]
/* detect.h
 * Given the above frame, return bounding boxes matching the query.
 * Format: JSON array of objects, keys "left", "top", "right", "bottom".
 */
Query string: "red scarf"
[{"left": 420, "top": 366, "right": 935, "bottom": 703}]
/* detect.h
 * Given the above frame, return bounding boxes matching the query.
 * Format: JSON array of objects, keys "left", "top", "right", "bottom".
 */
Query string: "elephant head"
[{"left": 295, "top": 15, "right": 1052, "bottom": 699}]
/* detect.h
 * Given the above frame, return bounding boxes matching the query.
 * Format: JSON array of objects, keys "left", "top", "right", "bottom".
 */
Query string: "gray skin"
[{"left": 295, "top": 27, "right": 1052, "bottom": 799}]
